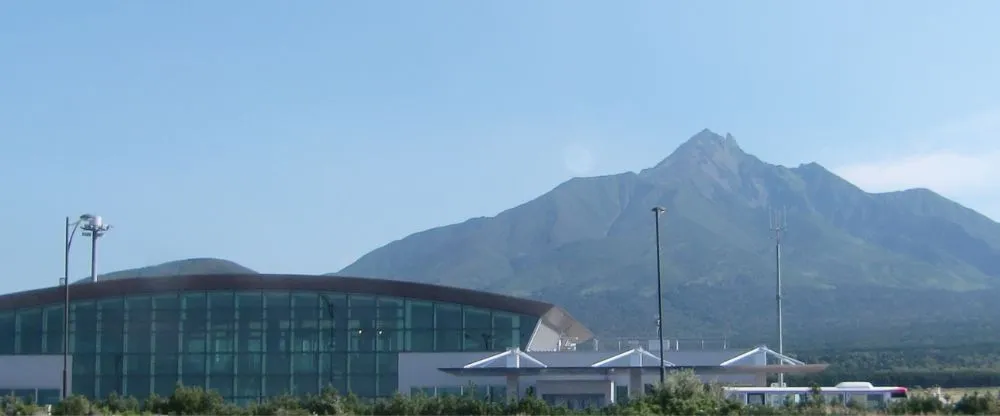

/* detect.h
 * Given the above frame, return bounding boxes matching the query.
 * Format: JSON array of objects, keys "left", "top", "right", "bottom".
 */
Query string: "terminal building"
[{"left": 0, "top": 274, "right": 826, "bottom": 406}]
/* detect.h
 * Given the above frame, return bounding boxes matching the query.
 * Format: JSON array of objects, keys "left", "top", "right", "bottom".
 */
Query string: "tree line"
[
  {"left": 5, "top": 370, "right": 1000, "bottom": 416},
  {"left": 786, "top": 343, "right": 1000, "bottom": 388}
]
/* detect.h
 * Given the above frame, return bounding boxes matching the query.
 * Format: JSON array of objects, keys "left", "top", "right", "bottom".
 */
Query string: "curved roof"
[{"left": 0, "top": 273, "right": 593, "bottom": 341}]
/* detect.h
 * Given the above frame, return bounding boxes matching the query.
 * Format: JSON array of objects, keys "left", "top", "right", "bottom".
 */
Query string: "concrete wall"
[{"left": 0, "top": 355, "right": 71, "bottom": 394}]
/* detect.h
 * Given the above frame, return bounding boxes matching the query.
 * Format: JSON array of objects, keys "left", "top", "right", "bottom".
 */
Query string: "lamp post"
[
  {"left": 63, "top": 214, "right": 94, "bottom": 400},
  {"left": 80, "top": 216, "right": 112, "bottom": 283},
  {"left": 652, "top": 206, "right": 667, "bottom": 385}
]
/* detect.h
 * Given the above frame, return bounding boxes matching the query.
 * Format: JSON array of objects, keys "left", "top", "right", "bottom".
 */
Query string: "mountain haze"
[{"left": 339, "top": 129, "right": 1000, "bottom": 346}]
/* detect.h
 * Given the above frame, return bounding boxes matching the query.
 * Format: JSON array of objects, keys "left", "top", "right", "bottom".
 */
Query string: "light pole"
[
  {"left": 63, "top": 214, "right": 94, "bottom": 400},
  {"left": 652, "top": 206, "right": 667, "bottom": 385},
  {"left": 80, "top": 216, "right": 111, "bottom": 283}
]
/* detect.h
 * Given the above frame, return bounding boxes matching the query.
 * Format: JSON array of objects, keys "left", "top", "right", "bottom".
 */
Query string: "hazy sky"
[{"left": 3, "top": 1, "right": 999, "bottom": 294}]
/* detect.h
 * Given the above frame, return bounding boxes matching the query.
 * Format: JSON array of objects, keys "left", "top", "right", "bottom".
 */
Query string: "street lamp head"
[
  {"left": 652, "top": 206, "right": 666, "bottom": 214},
  {"left": 81, "top": 215, "right": 112, "bottom": 233},
  {"left": 79, "top": 214, "right": 94, "bottom": 221}
]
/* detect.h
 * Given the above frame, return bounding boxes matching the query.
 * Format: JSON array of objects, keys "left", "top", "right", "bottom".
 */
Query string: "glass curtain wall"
[{"left": 0, "top": 291, "right": 539, "bottom": 403}]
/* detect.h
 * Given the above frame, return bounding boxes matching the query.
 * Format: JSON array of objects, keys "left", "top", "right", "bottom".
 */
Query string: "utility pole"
[
  {"left": 769, "top": 207, "right": 787, "bottom": 387},
  {"left": 652, "top": 206, "right": 667, "bottom": 385}
]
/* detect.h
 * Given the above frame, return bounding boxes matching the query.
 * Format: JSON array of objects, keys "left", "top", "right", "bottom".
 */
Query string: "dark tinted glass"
[{"left": 3, "top": 289, "right": 538, "bottom": 401}]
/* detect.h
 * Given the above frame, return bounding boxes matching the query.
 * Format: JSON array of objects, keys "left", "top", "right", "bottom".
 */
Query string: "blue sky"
[{"left": 2, "top": 1, "right": 999, "bottom": 294}]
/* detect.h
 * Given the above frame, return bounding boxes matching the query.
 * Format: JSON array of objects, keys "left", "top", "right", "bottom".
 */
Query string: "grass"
[{"left": 931, "top": 387, "right": 1000, "bottom": 401}]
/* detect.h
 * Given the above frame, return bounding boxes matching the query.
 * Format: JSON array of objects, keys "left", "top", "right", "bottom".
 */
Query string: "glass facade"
[{"left": 0, "top": 290, "right": 539, "bottom": 403}]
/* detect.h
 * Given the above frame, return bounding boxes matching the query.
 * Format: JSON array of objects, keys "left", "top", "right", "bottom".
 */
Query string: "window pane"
[
  {"left": 181, "top": 374, "right": 205, "bottom": 389},
  {"left": 152, "top": 295, "right": 181, "bottom": 333},
  {"left": 126, "top": 297, "right": 152, "bottom": 354},
  {"left": 184, "top": 331, "right": 207, "bottom": 353},
  {"left": 98, "top": 374, "right": 123, "bottom": 397},
  {"left": 292, "top": 293, "right": 317, "bottom": 313},
  {"left": 126, "top": 354, "right": 151, "bottom": 375},
  {"left": 72, "top": 301, "right": 98, "bottom": 354},
  {"left": 152, "top": 353, "right": 178, "bottom": 374},
  {"left": 153, "top": 374, "right": 179, "bottom": 397},
  {"left": 435, "top": 303, "right": 462, "bottom": 329},
  {"left": 0, "top": 312, "right": 14, "bottom": 353},
  {"left": 44, "top": 306, "right": 64, "bottom": 354},
  {"left": 265, "top": 293, "right": 291, "bottom": 354},
  {"left": 17, "top": 308, "right": 43, "bottom": 354},
  {"left": 348, "top": 352, "right": 375, "bottom": 375},
  {"left": 405, "top": 300, "right": 433, "bottom": 329},
  {"left": 236, "top": 375, "right": 261, "bottom": 398},
  {"left": 182, "top": 293, "right": 207, "bottom": 332},
  {"left": 463, "top": 307, "right": 492, "bottom": 351},
  {"left": 264, "top": 374, "right": 290, "bottom": 396},
  {"left": 210, "top": 292, "right": 235, "bottom": 335},
  {"left": 182, "top": 353, "right": 206, "bottom": 376},
  {"left": 293, "top": 373, "right": 319, "bottom": 395},
  {"left": 266, "top": 353, "right": 290, "bottom": 374},
  {"left": 153, "top": 331, "right": 179, "bottom": 354},
  {"left": 378, "top": 373, "right": 398, "bottom": 397},
  {"left": 209, "top": 291, "right": 235, "bottom": 309},
  {"left": 319, "top": 352, "right": 348, "bottom": 385},
  {"left": 99, "top": 298, "right": 125, "bottom": 334},
  {"left": 12, "top": 389, "right": 35, "bottom": 404},
  {"left": 376, "top": 353, "right": 397, "bottom": 374},
  {"left": 292, "top": 295, "right": 318, "bottom": 352},
  {"left": 210, "top": 329, "right": 234, "bottom": 354},
  {"left": 377, "top": 298, "right": 403, "bottom": 351},
  {"left": 126, "top": 297, "right": 152, "bottom": 322},
  {"left": 493, "top": 312, "right": 518, "bottom": 350},
  {"left": 349, "top": 375, "right": 376, "bottom": 397},
  {"left": 100, "top": 299, "right": 125, "bottom": 354},
  {"left": 209, "top": 374, "right": 234, "bottom": 397},
  {"left": 435, "top": 329, "right": 463, "bottom": 352},
  {"left": 237, "top": 353, "right": 263, "bottom": 375},
  {"left": 99, "top": 352, "right": 124, "bottom": 375},
  {"left": 349, "top": 295, "right": 375, "bottom": 346},
  {"left": 37, "top": 389, "right": 61, "bottom": 406},
  {"left": 319, "top": 294, "right": 347, "bottom": 353},
  {"left": 126, "top": 375, "right": 150, "bottom": 398},
  {"left": 407, "top": 330, "right": 435, "bottom": 352},
  {"left": 210, "top": 353, "right": 235, "bottom": 373},
  {"left": 236, "top": 293, "right": 264, "bottom": 354},
  {"left": 292, "top": 353, "right": 317, "bottom": 373},
  {"left": 519, "top": 315, "right": 538, "bottom": 349},
  {"left": 376, "top": 328, "right": 403, "bottom": 352},
  {"left": 349, "top": 327, "right": 376, "bottom": 352}
]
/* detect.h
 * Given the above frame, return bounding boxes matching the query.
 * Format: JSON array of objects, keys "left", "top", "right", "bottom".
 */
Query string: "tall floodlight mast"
[{"left": 769, "top": 207, "right": 787, "bottom": 387}]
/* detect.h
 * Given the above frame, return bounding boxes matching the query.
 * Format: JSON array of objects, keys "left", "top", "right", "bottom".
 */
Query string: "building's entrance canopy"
[{"left": 438, "top": 346, "right": 827, "bottom": 377}]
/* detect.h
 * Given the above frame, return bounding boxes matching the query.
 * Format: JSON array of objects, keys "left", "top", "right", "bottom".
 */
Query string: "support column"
[
  {"left": 629, "top": 368, "right": 642, "bottom": 398},
  {"left": 506, "top": 374, "right": 519, "bottom": 401}
]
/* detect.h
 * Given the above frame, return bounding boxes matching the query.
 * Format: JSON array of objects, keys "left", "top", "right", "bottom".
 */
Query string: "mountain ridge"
[
  {"left": 336, "top": 129, "right": 1000, "bottom": 342},
  {"left": 76, "top": 129, "right": 1000, "bottom": 347}
]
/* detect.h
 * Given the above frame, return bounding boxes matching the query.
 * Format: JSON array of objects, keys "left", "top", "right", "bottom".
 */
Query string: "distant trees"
[{"left": 0, "top": 370, "right": 996, "bottom": 415}]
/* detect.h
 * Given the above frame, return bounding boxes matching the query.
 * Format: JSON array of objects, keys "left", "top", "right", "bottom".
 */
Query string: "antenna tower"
[{"left": 769, "top": 207, "right": 787, "bottom": 387}]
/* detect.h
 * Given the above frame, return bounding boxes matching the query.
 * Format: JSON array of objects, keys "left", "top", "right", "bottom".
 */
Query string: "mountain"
[
  {"left": 78, "top": 258, "right": 257, "bottom": 283},
  {"left": 338, "top": 129, "right": 1000, "bottom": 348}
]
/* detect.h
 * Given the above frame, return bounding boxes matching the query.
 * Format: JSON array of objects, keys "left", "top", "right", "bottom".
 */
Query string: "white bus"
[{"left": 724, "top": 382, "right": 908, "bottom": 408}]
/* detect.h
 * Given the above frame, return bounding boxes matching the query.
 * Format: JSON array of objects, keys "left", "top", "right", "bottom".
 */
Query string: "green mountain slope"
[
  {"left": 78, "top": 258, "right": 257, "bottom": 283},
  {"left": 338, "top": 129, "right": 1000, "bottom": 347}
]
